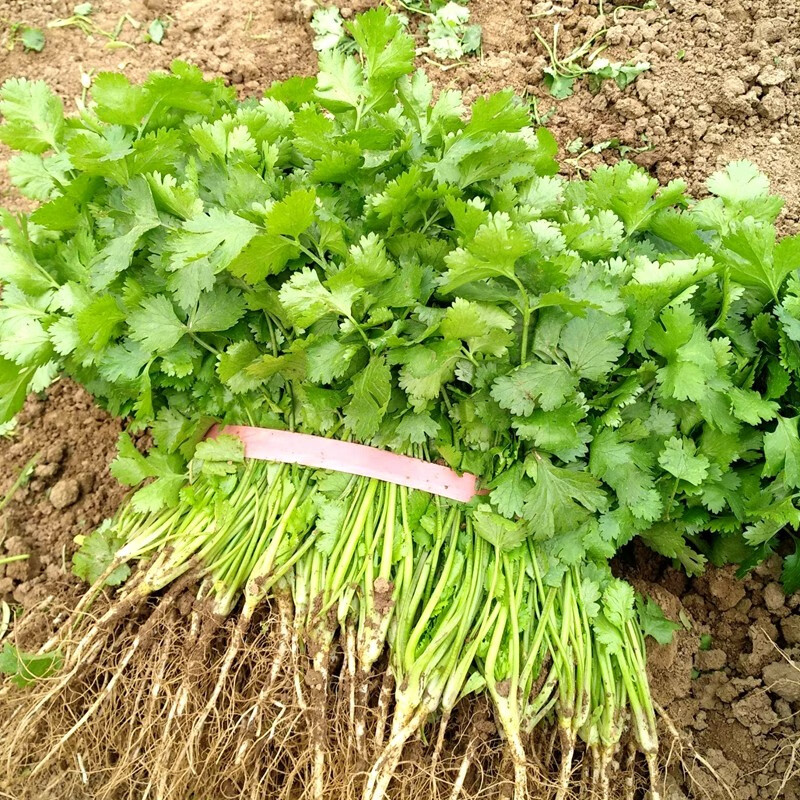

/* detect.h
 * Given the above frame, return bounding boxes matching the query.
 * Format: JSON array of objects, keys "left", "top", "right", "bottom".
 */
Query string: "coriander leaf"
[
  {"left": 465, "top": 89, "right": 528, "bottom": 136},
  {"left": 763, "top": 416, "right": 800, "bottom": 489},
  {"left": 0, "top": 357, "right": 35, "bottom": 424},
  {"left": 602, "top": 579, "right": 635, "bottom": 628},
  {"left": 128, "top": 295, "right": 186, "bottom": 354},
  {"left": 72, "top": 523, "right": 130, "bottom": 586},
  {"left": 523, "top": 456, "right": 608, "bottom": 539},
  {"left": 110, "top": 433, "right": 155, "bottom": 485},
  {"left": 193, "top": 433, "right": 245, "bottom": 475},
  {"left": 395, "top": 412, "right": 440, "bottom": 445},
  {"left": 590, "top": 428, "right": 662, "bottom": 521},
  {"left": 707, "top": 160, "right": 771, "bottom": 206},
  {"left": 489, "top": 464, "right": 530, "bottom": 518},
  {"left": 91, "top": 72, "right": 151, "bottom": 127},
  {"left": 637, "top": 595, "right": 680, "bottom": 645},
  {"left": 544, "top": 68, "right": 575, "bottom": 99},
  {"left": 0, "top": 78, "right": 63, "bottom": 153},
  {"left": 279, "top": 268, "right": 361, "bottom": 328},
  {"left": 344, "top": 355, "right": 391, "bottom": 440},
  {"left": 729, "top": 387, "right": 778, "bottom": 425},
  {"left": 441, "top": 298, "right": 514, "bottom": 356},
  {"left": 640, "top": 521, "right": 707, "bottom": 576},
  {"left": 90, "top": 177, "right": 160, "bottom": 289},
  {"left": 267, "top": 187, "right": 317, "bottom": 240},
  {"left": 165, "top": 209, "right": 258, "bottom": 304},
  {"left": 189, "top": 286, "right": 245, "bottom": 332},
  {"left": 560, "top": 310, "right": 628, "bottom": 381},
  {"left": 472, "top": 504, "right": 527, "bottom": 552},
  {"left": 391, "top": 340, "right": 461, "bottom": 408},
  {"left": 305, "top": 336, "right": 361, "bottom": 384},
  {"left": 76, "top": 295, "right": 125, "bottom": 351},
  {"left": 6, "top": 151, "right": 68, "bottom": 200},
  {"left": 0, "top": 643, "right": 61, "bottom": 688},
  {"left": 348, "top": 7, "right": 415, "bottom": 85},
  {"left": 129, "top": 453, "right": 186, "bottom": 513},
  {"left": 440, "top": 212, "right": 529, "bottom": 293},
  {"left": 782, "top": 537, "right": 800, "bottom": 595},
  {"left": 658, "top": 436, "right": 710, "bottom": 486},
  {"left": 20, "top": 27, "right": 45, "bottom": 52},
  {"left": 513, "top": 403, "right": 589, "bottom": 462},
  {"left": 315, "top": 48, "right": 363, "bottom": 111},
  {"left": 491, "top": 361, "right": 578, "bottom": 415}
]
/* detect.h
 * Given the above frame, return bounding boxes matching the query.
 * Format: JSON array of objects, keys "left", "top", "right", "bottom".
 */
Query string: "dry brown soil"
[{"left": 2, "top": 1, "right": 800, "bottom": 798}]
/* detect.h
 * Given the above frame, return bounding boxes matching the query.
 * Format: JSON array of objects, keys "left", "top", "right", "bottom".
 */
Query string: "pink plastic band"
[{"left": 207, "top": 424, "right": 480, "bottom": 503}]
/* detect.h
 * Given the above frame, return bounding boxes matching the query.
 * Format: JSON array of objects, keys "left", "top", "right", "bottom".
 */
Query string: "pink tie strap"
[{"left": 206, "top": 425, "right": 480, "bottom": 503}]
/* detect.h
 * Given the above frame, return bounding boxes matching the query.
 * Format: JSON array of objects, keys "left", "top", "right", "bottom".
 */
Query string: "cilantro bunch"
[{"left": 2, "top": 7, "right": 800, "bottom": 798}]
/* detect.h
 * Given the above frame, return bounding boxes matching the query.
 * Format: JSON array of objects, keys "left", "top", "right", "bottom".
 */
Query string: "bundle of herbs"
[{"left": 1, "top": 8, "right": 800, "bottom": 800}]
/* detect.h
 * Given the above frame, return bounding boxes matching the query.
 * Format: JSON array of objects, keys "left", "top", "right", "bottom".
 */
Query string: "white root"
[
  {"left": 31, "top": 635, "right": 142, "bottom": 776},
  {"left": 185, "top": 619, "right": 248, "bottom": 770},
  {"left": 310, "top": 648, "right": 331, "bottom": 800},
  {"left": 6, "top": 635, "right": 105, "bottom": 771},
  {"left": 355, "top": 678, "right": 370, "bottom": 756},
  {"left": 448, "top": 740, "right": 476, "bottom": 800},
  {"left": 363, "top": 700, "right": 427, "bottom": 800},
  {"left": 373, "top": 669, "right": 395, "bottom": 752},
  {"left": 345, "top": 620, "right": 357, "bottom": 732},
  {"left": 555, "top": 726, "right": 576, "bottom": 800},
  {"left": 494, "top": 697, "right": 528, "bottom": 800},
  {"left": 431, "top": 709, "right": 451, "bottom": 772}
]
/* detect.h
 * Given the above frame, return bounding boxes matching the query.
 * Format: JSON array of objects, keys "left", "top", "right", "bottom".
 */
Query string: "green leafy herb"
[{"left": 72, "top": 522, "right": 131, "bottom": 586}]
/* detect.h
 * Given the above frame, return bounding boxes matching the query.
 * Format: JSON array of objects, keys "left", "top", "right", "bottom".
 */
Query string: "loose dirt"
[{"left": 2, "top": 1, "right": 800, "bottom": 798}]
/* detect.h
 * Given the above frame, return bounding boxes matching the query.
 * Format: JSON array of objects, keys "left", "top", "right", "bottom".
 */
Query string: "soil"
[
  {"left": 0, "top": 381, "right": 125, "bottom": 610},
  {"left": 2, "top": 1, "right": 800, "bottom": 798}
]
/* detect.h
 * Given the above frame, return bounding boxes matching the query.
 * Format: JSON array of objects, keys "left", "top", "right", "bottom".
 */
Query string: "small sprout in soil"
[
  {"left": 146, "top": 18, "right": 166, "bottom": 44},
  {"left": 20, "top": 26, "right": 45, "bottom": 52},
  {"left": 565, "top": 134, "right": 653, "bottom": 175},
  {"left": 0, "top": 553, "right": 30, "bottom": 567},
  {"left": 699, "top": 633, "right": 713, "bottom": 651},
  {"left": 312, "top": 2, "right": 482, "bottom": 65},
  {"left": 534, "top": 1, "right": 654, "bottom": 99},
  {"left": 527, "top": 93, "right": 556, "bottom": 125},
  {"left": 48, "top": 6, "right": 137, "bottom": 49},
  {"left": 0, "top": 418, "right": 18, "bottom": 439},
  {"left": 424, "top": 2, "right": 481, "bottom": 60},
  {"left": 0, "top": 454, "right": 39, "bottom": 515},
  {"left": 676, "top": 48, "right": 686, "bottom": 60},
  {"left": 2, "top": 22, "right": 46, "bottom": 52}
]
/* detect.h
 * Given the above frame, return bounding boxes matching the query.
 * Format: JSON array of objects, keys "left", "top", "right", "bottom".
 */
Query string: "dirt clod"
[
  {"left": 696, "top": 649, "right": 727, "bottom": 672},
  {"left": 761, "top": 87, "right": 788, "bottom": 121},
  {"left": 782, "top": 615, "right": 800, "bottom": 644},
  {"left": 705, "top": 568, "right": 747, "bottom": 611},
  {"left": 49, "top": 478, "right": 81, "bottom": 509},
  {"left": 764, "top": 582, "right": 786, "bottom": 613},
  {"left": 763, "top": 660, "right": 800, "bottom": 702}
]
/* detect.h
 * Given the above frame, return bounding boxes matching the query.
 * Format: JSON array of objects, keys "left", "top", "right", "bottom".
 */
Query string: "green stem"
[{"left": 0, "top": 553, "right": 29, "bottom": 566}]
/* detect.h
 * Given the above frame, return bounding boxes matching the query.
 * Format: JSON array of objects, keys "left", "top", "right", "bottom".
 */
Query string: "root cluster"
[{"left": 1, "top": 583, "right": 658, "bottom": 800}]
